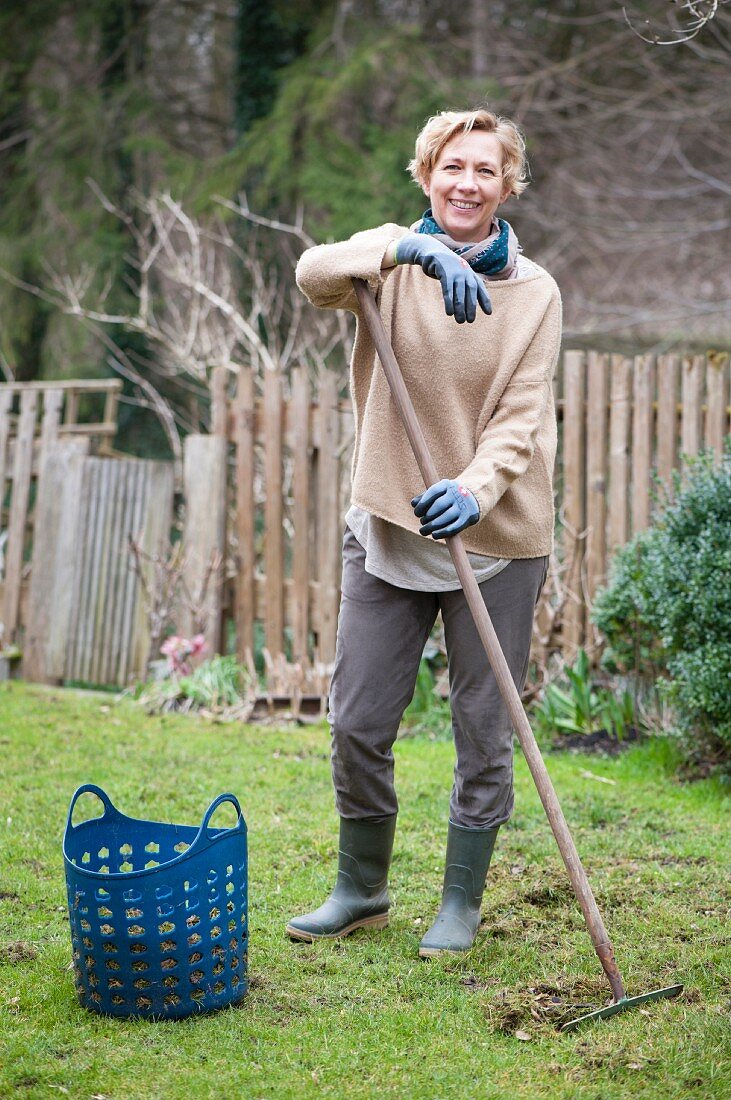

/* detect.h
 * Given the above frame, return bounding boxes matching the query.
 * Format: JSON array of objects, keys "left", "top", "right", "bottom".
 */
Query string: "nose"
[{"left": 456, "top": 169, "right": 478, "bottom": 191}]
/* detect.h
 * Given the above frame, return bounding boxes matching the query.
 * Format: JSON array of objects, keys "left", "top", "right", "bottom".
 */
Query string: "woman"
[{"left": 288, "top": 108, "right": 561, "bottom": 957}]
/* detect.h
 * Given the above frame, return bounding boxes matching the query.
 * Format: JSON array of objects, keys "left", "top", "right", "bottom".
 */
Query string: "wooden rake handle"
[{"left": 352, "top": 277, "right": 626, "bottom": 1003}]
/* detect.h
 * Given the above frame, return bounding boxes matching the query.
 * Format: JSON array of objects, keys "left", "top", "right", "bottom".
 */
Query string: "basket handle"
[
  {"left": 65, "top": 784, "right": 119, "bottom": 837},
  {"left": 200, "top": 793, "right": 245, "bottom": 840}
]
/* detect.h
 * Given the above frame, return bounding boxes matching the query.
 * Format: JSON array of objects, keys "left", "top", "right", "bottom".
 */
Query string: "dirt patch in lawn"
[
  {"left": 0, "top": 941, "right": 38, "bottom": 964},
  {"left": 551, "top": 727, "right": 642, "bottom": 755}
]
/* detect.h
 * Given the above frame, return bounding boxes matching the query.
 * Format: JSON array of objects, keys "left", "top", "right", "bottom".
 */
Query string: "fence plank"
[
  {"left": 129, "top": 461, "right": 174, "bottom": 681},
  {"left": 631, "top": 355, "right": 654, "bottom": 534},
  {"left": 585, "top": 352, "right": 609, "bottom": 648},
  {"left": 3, "top": 389, "right": 38, "bottom": 641},
  {"left": 291, "top": 367, "right": 311, "bottom": 664},
  {"left": 24, "top": 440, "right": 88, "bottom": 681},
  {"left": 234, "top": 369, "right": 255, "bottom": 663},
  {"left": 315, "top": 371, "right": 341, "bottom": 665},
  {"left": 704, "top": 355, "right": 727, "bottom": 460},
  {"left": 182, "top": 434, "right": 227, "bottom": 654},
  {"left": 39, "top": 389, "right": 63, "bottom": 466},
  {"left": 561, "top": 351, "right": 586, "bottom": 660},
  {"left": 608, "top": 356, "right": 631, "bottom": 554},
  {"left": 681, "top": 355, "right": 704, "bottom": 463},
  {"left": 263, "top": 371, "right": 284, "bottom": 658},
  {"left": 656, "top": 355, "right": 679, "bottom": 489},
  {"left": 0, "top": 389, "right": 11, "bottom": 524}
]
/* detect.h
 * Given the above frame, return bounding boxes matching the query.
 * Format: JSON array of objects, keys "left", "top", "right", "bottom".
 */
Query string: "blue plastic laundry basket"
[{"left": 63, "top": 784, "right": 248, "bottom": 1020}]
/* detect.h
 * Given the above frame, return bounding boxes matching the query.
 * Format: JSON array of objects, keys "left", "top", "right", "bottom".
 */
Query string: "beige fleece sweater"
[{"left": 295, "top": 223, "right": 562, "bottom": 559}]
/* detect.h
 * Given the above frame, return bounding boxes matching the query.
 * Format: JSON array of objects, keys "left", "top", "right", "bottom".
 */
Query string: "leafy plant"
[
  {"left": 532, "top": 649, "right": 637, "bottom": 743},
  {"left": 137, "top": 655, "right": 253, "bottom": 718},
  {"left": 593, "top": 447, "right": 731, "bottom": 765}
]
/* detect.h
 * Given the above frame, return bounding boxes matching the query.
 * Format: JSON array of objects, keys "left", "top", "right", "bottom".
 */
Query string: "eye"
[{"left": 479, "top": 167, "right": 496, "bottom": 176}]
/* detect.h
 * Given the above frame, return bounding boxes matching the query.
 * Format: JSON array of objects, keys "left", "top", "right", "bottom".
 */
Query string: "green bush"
[
  {"left": 592, "top": 447, "right": 731, "bottom": 765},
  {"left": 531, "top": 648, "right": 637, "bottom": 744}
]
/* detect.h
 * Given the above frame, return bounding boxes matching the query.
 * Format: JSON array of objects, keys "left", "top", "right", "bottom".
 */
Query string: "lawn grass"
[{"left": 1, "top": 681, "right": 729, "bottom": 1100}]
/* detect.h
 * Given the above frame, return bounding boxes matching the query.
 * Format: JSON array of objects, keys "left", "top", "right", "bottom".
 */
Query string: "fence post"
[
  {"left": 3, "top": 389, "right": 37, "bottom": 642},
  {"left": 182, "top": 434, "right": 227, "bottom": 654},
  {"left": 562, "top": 350, "right": 586, "bottom": 662},
  {"left": 631, "top": 355, "right": 654, "bottom": 534},
  {"left": 234, "top": 368, "right": 255, "bottom": 664},
  {"left": 585, "top": 352, "right": 609, "bottom": 650},
  {"left": 656, "top": 355, "right": 679, "bottom": 491},
  {"left": 263, "top": 370, "right": 284, "bottom": 659},
  {"left": 291, "top": 367, "right": 311, "bottom": 665}
]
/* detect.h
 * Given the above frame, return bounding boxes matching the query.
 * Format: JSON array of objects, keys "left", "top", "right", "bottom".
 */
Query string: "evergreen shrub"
[{"left": 592, "top": 447, "right": 731, "bottom": 767}]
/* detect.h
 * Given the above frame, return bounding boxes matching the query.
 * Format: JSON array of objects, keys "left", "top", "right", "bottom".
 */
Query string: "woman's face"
[{"left": 423, "top": 130, "right": 510, "bottom": 242}]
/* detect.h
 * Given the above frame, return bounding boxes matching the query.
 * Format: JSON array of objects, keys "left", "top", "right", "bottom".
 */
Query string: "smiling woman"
[{"left": 289, "top": 107, "right": 562, "bottom": 959}]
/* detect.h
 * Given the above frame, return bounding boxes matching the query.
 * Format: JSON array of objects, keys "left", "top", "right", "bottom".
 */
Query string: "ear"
[{"left": 421, "top": 176, "right": 431, "bottom": 199}]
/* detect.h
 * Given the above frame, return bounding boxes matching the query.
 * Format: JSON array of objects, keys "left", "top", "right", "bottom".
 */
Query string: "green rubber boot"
[
  {"left": 286, "top": 815, "right": 396, "bottom": 942},
  {"left": 419, "top": 821, "right": 499, "bottom": 957}
]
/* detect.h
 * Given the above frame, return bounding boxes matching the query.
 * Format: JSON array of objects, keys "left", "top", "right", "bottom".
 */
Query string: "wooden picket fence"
[
  {"left": 213, "top": 350, "right": 730, "bottom": 691},
  {"left": 0, "top": 380, "right": 174, "bottom": 685},
  {"left": 559, "top": 351, "right": 730, "bottom": 658}
]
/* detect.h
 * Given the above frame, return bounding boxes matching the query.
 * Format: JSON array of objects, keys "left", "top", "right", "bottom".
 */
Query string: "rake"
[{"left": 352, "top": 277, "right": 683, "bottom": 1031}]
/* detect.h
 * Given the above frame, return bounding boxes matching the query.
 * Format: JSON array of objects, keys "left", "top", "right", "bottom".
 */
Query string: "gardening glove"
[
  {"left": 411, "top": 479, "right": 480, "bottom": 539},
  {"left": 395, "top": 234, "right": 492, "bottom": 324}
]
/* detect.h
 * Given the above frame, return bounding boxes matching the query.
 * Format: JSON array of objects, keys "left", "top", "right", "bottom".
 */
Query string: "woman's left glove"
[{"left": 411, "top": 479, "right": 480, "bottom": 539}]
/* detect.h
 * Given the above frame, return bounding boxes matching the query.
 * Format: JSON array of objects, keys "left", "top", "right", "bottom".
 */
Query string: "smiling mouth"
[{"left": 449, "top": 200, "right": 480, "bottom": 211}]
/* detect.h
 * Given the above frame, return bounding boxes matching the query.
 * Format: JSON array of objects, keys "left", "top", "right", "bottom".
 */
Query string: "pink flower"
[{"left": 161, "top": 634, "right": 209, "bottom": 675}]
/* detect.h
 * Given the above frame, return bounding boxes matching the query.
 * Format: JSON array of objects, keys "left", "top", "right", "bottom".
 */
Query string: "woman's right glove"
[{"left": 394, "top": 234, "right": 492, "bottom": 324}]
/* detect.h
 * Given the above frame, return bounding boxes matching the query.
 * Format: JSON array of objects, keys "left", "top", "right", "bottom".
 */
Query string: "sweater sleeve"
[
  {"left": 456, "top": 285, "right": 562, "bottom": 518},
  {"left": 295, "top": 223, "right": 408, "bottom": 312}
]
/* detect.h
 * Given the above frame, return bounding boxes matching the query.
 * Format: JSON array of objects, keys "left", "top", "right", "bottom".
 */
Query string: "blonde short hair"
[{"left": 408, "top": 109, "right": 528, "bottom": 198}]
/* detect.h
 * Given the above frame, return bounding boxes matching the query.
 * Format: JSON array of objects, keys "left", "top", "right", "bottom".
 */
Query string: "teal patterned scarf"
[{"left": 412, "top": 208, "right": 520, "bottom": 280}]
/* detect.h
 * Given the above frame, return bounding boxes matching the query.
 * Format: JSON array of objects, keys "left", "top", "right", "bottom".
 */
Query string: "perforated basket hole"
[
  {"left": 225, "top": 882, "right": 234, "bottom": 895},
  {"left": 158, "top": 921, "right": 175, "bottom": 935},
  {"left": 160, "top": 940, "right": 176, "bottom": 954},
  {"left": 111, "top": 994, "right": 126, "bottom": 1005},
  {"left": 212, "top": 961, "right": 224, "bottom": 976},
  {"left": 187, "top": 932, "right": 202, "bottom": 947},
  {"left": 97, "top": 848, "right": 109, "bottom": 860},
  {"left": 185, "top": 914, "right": 200, "bottom": 928},
  {"left": 136, "top": 996, "right": 152, "bottom": 1010},
  {"left": 188, "top": 951, "right": 203, "bottom": 964},
  {"left": 209, "top": 907, "right": 221, "bottom": 920},
  {"left": 191, "top": 989, "right": 205, "bottom": 1004},
  {"left": 102, "top": 943, "right": 118, "bottom": 954},
  {"left": 129, "top": 943, "right": 147, "bottom": 954},
  {"left": 161, "top": 957, "right": 178, "bottom": 971},
  {"left": 174, "top": 842, "right": 190, "bottom": 854},
  {"left": 119, "top": 861, "right": 133, "bottom": 873},
  {"left": 133, "top": 978, "right": 151, "bottom": 990},
  {"left": 189, "top": 969, "right": 205, "bottom": 985},
  {"left": 131, "top": 961, "right": 149, "bottom": 973},
  {"left": 105, "top": 959, "right": 121, "bottom": 971},
  {"left": 144, "top": 842, "right": 160, "bottom": 854},
  {"left": 127, "top": 924, "right": 145, "bottom": 938},
  {"left": 119, "top": 843, "right": 133, "bottom": 856},
  {"left": 98, "top": 924, "right": 114, "bottom": 936},
  {"left": 210, "top": 926, "right": 222, "bottom": 940},
  {"left": 163, "top": 976, "right": 179, "bottom": 988},
  {"left": 80, "top": 919, "right": 92, "bottom": 931},
  {"left": 125, "top": 907, "right": 143, "bottom": 919},
  {"left": 226, "top": 902, "right": 235, "bottom": 914},
  {"left": 82, "top": 937, "right": 93, "bottom": 949},
  {"left": 226, "top": 864, "right": 233, "bottom": 876},
  {"left": 108, "top": 978, "right": 123, "bottom": 990},
  {"left": 95, "top": 887, "right": 110, "bottom": 902},
  {"left": 184, "top": 880, "right": 197, "bottom": 894},
  {"left": 206, "top": 870, "right": 218, "bottom": 885},
  {"left": 231, "top": 974, "right": 241, "bottom": 989},
  {"left": 155, "top": 885, "right": 172, "bottom": 901},
  {"left": 213, "top": 981, "right": 225, "bottom": 995},
  {"left": 97, "top": 906, "right": 113, "bottom": 918},
  {"left": 123, "top": 888, "right": 142, "bottom": 903},
  {"left": 165, "top": 994, "right": 182, "bottom": 1007},
  {"left": 211, "top": 945, "right": 225, "bottom": 960}
]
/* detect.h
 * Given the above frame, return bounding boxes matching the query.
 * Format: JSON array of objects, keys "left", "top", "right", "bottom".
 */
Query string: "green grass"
[{"left": 1, "top": 682, "right": 729, "bottom": 1100}]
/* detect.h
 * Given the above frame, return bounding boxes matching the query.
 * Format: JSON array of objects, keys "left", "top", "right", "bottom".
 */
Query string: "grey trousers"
[{"left": 328, "top": 529, "right": 548, "bottom": 830}]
